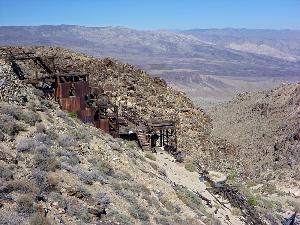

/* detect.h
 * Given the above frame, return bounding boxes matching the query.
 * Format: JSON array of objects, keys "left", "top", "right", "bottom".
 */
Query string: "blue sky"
[{"left": 0, "top": 0, "right": 299, "bottom": 30}]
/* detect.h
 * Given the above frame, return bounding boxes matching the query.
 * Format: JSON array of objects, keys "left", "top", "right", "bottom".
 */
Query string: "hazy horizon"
[{"left": 1, "top": 0, "right": 300, "bottom": 30}]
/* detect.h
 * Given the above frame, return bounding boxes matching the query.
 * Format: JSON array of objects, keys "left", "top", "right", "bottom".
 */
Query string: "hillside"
[
  {"left": 209, "top": 83, "right": 300, "bottom": 180},
  {"left": 1, "top": 25, "right": 300, "bottom": 107},
  {"left": 0, "top": 47, "right": 236, "bottom": 225},
  {"left": 1, "top": 46, "right": 299, "bottom": 224}
]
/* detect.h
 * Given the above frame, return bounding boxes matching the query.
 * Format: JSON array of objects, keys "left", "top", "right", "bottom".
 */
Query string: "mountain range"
[{"left": 1, "top": 25, "right": 300, "bottom": 106}]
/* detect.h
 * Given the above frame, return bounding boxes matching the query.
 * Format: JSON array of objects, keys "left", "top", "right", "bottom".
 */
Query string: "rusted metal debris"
[{"left": 194, "top": 165, "right": 267, "bottom": 225}]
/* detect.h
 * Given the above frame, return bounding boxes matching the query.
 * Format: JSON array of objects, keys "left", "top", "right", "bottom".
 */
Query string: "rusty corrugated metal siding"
[
  {"left": 56, "top": 82, "right": 71, "bottom": 99},
  {"left": 99, "top": 118, "right": 110, "bottom": 133},
  {"left": 75, "top": 81, "right": 90, "bottom": 97},
  {"left": 79, "top": 107, "right": 96, "bottom": 123},
  {"left": 60, "top": 96, "right": 82, "bottom": 112}
]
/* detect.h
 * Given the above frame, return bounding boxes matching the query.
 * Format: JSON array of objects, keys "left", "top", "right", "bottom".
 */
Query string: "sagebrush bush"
[
  {"left": 34, "top": 133, "right": 53, "bottom": 146},
  {"left": 0, "top": 164, "right": 14, "bottom": 180},
  {"left": 66, "top": 199, "right": 92, "bottom": 223},
  {"left": 94, "top": 192, "right": 111, "bottom": 207},
  {"left": 0, "top": 208, "right": 27, "bottom": 225},
  {"left": 16, "top": 137, "right": 36, "bottom": 152},
  {"left": 45, "top": 127, "right": 58, "bottom": 141},
  {"left": 17, "top": 194, "right": 35, "bottom": 214},
  {"left": 0, "top": 105, "right": 40, "bottom": 125},
  {"left": 6, "top": 179, "right": 38, "bottom": 193},
  {"left": 33, "top": 152, "right": 59, "bottom": 172},
  {"left": 128, "top": 204, "right": 150, "bottom": 222},
  {"left": 79, "top": 169, "right": 106, "bottom": 185},
  {"left": 58, "top": 133, "right": 76, "bottom": 147},
  {"left": 0, "top": 114, "right": 22, "bottom": 136}
]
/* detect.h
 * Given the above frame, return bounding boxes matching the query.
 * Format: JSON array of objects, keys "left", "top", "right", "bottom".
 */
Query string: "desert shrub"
[
  {"left": 58, "top": 133, "right": 76, "bottom": 147},
  {"left": 45, "top": 174, "right": 60, "bottom": 191},
  {"left": 30, "top": 170, "right": 46, "bottom": 190},
  {"left": 145, "top": 153, "right": 156, "bottom": 161},
  {"left": 60, "top": 155, "right": 80, "bottom": 166},
  {"left": 71, "top": 128, "right": 89, "bottom": 141},
  {"left": 45, "top": 127, "right": 58, "bottom": 140},
  {"left": 17, "top": 194, "right": 35, "bottom": 214},
  {"left": 142, "top": 195, "right": 161, "bottom": 208},
  {"left": 66, "top": 199, "right": 92, "bottom": 222},
  {"left": 19, "top": 111, "right": 41, "bottom": 126},
  {"left": 176, "top": 189, "right": 203, "bottom": 211},
  {"left": 119, "top": 190, "right": 139, "bottom": 205},
  {"left": 227, "top": 169, "right": 238, "bottom": 180},
  {"left": 93, "top": 160, "right": 115, "bottom": 176},
  {"left": 79, "top": 186, "right": 92, "bottom": 198},
  {"left": 35, "top": 123, "right": 46, "bottom": 133},
  {"left": 128, "top": 204, "right": 150, "bottom": 222},
  {"left": 94, "top": 192, "right": 111, "bottom": 207},
  {"left": 155, "top": 216, "right": 172, "bottom": 225},
  {"left": 247, "top": 196, "right": 258, "bottom": 206},
  {"left": 105, "top": 210, "right": 133, "bottom": 225},
  {"left": 16, "top": 137, "right": 36, "bottom": 152},
  {"left": 122, "top": 182, "right": 151, "bottom": 196},
  {"left": 6, "top": 179, "right": 38, "bottom": 193},
  {"left": 112, "top": 170, "right": 133, "bottom": 181},
  {"left": 29, "top": 212, "right": 51, "bottom": 225},
  {"left": 184, "top": 163, "right": 196, "bottom": 172},
  {"left": 33, "top": 152, "right": 59, "bottom": 172},
  {"left": 47, "top": 192, "right": 68, "bottom": 209},
  {"left": 0, "top": 114, "right": 23, "bottom": 136},
  {"left": 125, "top": 141, "right": 138, "bottom": 149},
  {"left": 160, "top": 197, "right": 181, "bottom": 213},
  {"left": 78, "top": 169, "right": 107, "bottom": 185},
  {"left": 68, "top": 112, "right": 77, "bottom": 118},
  {"left": 261, "top": 183, "right": 277, "bottom": 194},
  {"left": 0, "top": 164, "right": 13, "bottom": 180},
  {"left": 0, "top": 208, "right": 27, "bottom": 225},
  {"left": 0, "top": 130, "right": 4, "bottom": 141},
  {"left": 34, "top": 133, "right": 53, "bottom": 146},
  {"left": 0, "top": 105, "right": 40, "bottom": 126}
]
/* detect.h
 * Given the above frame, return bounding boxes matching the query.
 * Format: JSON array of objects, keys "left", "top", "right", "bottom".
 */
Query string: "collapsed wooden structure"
[{"left": 1, "top": 51, "right": 177, "bottom": 152}]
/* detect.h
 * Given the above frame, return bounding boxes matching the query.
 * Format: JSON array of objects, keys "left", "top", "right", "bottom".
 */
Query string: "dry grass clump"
[
  {"left": 184, "top": 163, "right": 196, "bottom": 172},
  {"left": 29, "top": 212, "right": 52, "bottom": 225},
  {"left": 145, "top": 152, "right": 156, "bottom": 161},
  {"left": 17, "top": 194, "right": 35, "bottom": 214},
  {"left": 6, "top": 179, "right": 38, "bottom": 194}
]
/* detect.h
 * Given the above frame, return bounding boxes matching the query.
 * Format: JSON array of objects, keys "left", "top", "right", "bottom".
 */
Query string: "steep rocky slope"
[
  {"left": 209, "top": 83, "right": 300, "bottom": 181},
  {"left": 1, "top": 57, "right": 218, "bottom": 225},
  {"left": 1, "top": 46, "right": 238, "bottom": 171}
]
